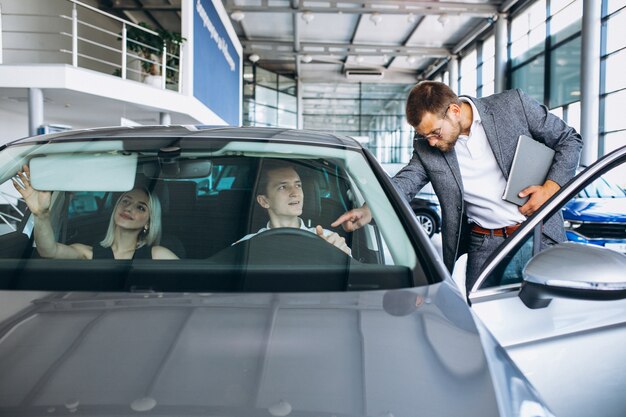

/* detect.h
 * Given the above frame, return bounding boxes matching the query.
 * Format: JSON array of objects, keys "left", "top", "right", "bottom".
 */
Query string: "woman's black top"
[{"left": 92, "top": 244, "right": 152, "bottom": 259}]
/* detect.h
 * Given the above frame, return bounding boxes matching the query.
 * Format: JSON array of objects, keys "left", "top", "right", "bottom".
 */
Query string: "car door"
[{"left": 468, "top": 145, "right": 626, "bottom": 417}]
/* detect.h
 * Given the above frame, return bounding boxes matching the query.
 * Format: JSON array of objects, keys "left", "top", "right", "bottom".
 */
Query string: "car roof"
[{"left": 7, "top": 125, "right": 363, "bottom": 150}]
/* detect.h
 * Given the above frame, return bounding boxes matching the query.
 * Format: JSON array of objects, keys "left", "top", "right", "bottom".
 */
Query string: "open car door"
[{"left": 469, "top": 145, "right": 626, "bottom": 417}]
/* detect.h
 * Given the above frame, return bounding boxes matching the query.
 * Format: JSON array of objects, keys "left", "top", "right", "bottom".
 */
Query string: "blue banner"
[{"left": 193, "top": 0, "right": 241, "bottom": 125}]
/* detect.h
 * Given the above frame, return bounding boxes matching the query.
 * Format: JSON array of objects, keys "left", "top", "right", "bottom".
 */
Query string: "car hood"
[
  {"left": 0, "top": 284, "right": 500, "bottom": 417},
  {"left": 563, "top": 198, "right": 626, "bottom": 222}
]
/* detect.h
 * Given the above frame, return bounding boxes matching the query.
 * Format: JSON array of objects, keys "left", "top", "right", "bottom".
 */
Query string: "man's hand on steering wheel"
[{"left": 315, "top": 226, "right": 351, "bottom": 255}]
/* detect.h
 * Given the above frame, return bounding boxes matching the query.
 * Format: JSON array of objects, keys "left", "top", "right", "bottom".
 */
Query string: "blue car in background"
[{"left": 563, "top": 173, "right": 626, "bottom": 253}]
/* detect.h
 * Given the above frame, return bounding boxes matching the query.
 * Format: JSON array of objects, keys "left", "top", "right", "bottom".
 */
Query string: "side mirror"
[{"left": 519, "top": 242, "right": 626, "bottom": 309}]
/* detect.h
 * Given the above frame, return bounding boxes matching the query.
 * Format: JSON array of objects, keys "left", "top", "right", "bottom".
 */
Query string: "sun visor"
[{"left": 29, "top": 153, "right": 137, "bottom": 192}]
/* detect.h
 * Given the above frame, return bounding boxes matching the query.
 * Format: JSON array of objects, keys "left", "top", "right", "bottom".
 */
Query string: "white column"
[
  {"left": 121, "top": 24, "right": 128, "bottom": 79},
  {"left": 0, "top": 3, "right": 4, "bottom": 64},
  {"left": 448, "top": 56, "right": 459, "bottom": 94},
  {"left": 296, "top": 76, "right": 303, "bottom": 129},
  {"left": 159, "top": 112, "right": 172, "bottom": 125},
  {"left": 494, "top": 13, "right": 508, "bottom": 93},
  {"left": 580, "top": 0, "right": 601, "bottom": 165},
  {"left": 181, "top": 0, "right": 194, "bottom": 96},
  {"left": 72, "top": 3, "right": 78, "bottom": 67},
  {"left": 28, "top": 88, "right": 44, "bottom": 136}
]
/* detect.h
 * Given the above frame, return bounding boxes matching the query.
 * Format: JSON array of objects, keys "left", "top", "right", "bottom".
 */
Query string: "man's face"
[
  {"left": 257, "top": 167, "right": 304, "bottom": 219},
  {"left": 415, "top": 105, "right": 462, "bottom": 152}
]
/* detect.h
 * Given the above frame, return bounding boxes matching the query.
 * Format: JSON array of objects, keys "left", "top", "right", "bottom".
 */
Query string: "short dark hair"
[
  {"left": 405, "top": 81, "right": 461, "bottom": 128},
  {"left": 256, "top": 159, "right": 298, "bottom": 196}
]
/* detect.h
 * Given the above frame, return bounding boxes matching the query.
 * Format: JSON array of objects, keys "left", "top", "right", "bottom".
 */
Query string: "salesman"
[{"left": 333, "top": 81, "right": 583, "bottom": 293}]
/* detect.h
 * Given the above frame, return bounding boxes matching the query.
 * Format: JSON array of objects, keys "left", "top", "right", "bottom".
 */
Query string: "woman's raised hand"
[{"left": 12, "top": 165, "right": 52, "bottom": 216}]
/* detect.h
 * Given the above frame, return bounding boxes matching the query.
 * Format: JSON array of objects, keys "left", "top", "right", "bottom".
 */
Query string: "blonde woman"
[{"left": 13, "top": 165, "right": 178, "bottom": 260}]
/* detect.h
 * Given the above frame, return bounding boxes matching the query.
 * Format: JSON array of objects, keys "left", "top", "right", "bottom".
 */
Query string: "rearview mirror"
[
  {"left": 141, "top": 159, "right": 213, "bottom": 179},
  {"left": 519, "top": 242, "right": 626, "bottom": 309},
  {"left": 29, "top": 153, "right": 137, "bottom": 192}
]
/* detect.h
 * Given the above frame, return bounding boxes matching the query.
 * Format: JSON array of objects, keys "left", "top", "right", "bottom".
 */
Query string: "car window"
[
  {"left": 578, "top": 175, "right": 626, "bottom": 198},
  {"left": 0, "top": 138, "right": 435, "bottom": 293},
  {"left": 67, "top": 192, "right": 110, "bottom": 218},
  {"left": 478, "top": 234, "right": 535, "bottom": 288},
  {"left": 564, "top": 165, "right": 626, "bottom": 253},
  {"left": 0, "top": 181, "right": 26, "bottom": 237},
  {"left": 478, "top": 160, "right": 626, "bottom": 290}
]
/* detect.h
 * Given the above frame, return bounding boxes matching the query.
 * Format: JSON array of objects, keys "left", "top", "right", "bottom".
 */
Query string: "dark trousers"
[{"left": 465, "top": 232, "right": 507, "bottom": 294}]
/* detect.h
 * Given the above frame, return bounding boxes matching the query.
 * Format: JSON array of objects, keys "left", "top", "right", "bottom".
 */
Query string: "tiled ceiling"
[
  {"left": 100, "top": 0, "right": 523, "bottom": 84},
  {"left": 224, "top": 0, "right": 516, "bottom": 83}
]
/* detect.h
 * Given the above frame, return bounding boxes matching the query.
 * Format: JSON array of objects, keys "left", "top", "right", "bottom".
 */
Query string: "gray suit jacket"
[{"left": 392, "top": 89, "right": 583, "bottom": 272}]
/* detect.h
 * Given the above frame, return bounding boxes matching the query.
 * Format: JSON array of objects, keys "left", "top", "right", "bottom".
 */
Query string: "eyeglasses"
[{"left": 419, "top": 106, "right": 450, "bottom": 141}]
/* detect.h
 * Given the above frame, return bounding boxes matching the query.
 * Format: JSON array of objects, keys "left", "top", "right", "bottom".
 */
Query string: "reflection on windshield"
[
  {"left": 580, "top": 177, "right": 626, "bottom": 198},
  {"left": 0, "top": 143, "right": 429, "bottom": 292}
]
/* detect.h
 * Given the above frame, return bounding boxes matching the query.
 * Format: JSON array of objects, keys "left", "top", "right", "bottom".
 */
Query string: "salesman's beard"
[{"left": 433, "top": 120, "right": 463, "bottom": 153}]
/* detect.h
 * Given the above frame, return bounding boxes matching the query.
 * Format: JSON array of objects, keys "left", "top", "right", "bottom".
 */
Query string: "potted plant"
[{"left": 117, "top": 22, "right": 185, "bottom": 87}]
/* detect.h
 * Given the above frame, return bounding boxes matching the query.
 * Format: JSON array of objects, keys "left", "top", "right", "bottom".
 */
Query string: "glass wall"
[
  {"left": 480, "top": 36, "right": 496, "bottom": 97},
  {"left": 549, "top": 36, "right": 581, "bottom": 108},
  {"left": 511, "top": 55, "right": 545, "bottom": 102},
  {"left": 243, "top": 65, "right": 297, "bottom": 128},
  {"left": 448, "top": 35, "right": 495, "bottom": 98},
  {"left": 507, "top": 0, "right": 582, "bottom": 106},
  {"left": 302, "top": 83, "right": 413, "bottom": 164},
  {"left": 602, "top": 3, "right": 626, "bottom": 186},
  {"left": 446, "top": 0, "right": 586, "bottom": 107},
  {"left": 459, "top": 50, "right": 478, "bottom": 96}
]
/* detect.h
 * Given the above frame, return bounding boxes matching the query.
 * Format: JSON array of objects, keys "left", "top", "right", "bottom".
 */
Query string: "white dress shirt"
[{"left": 454, "top": 98, "right": 526, "bottom": 229}]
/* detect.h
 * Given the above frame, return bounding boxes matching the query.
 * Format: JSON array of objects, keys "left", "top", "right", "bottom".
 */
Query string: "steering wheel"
[
  {"left": 209, "top": 227, "right": 351, "bottom": 266},
  {"left": 251, "top": 227, "right": 327, "bottom": 244}
]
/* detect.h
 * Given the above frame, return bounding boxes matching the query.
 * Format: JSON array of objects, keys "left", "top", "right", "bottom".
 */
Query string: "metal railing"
[{"left": 0, "top": 0, "right": 183, "bottom": 92}]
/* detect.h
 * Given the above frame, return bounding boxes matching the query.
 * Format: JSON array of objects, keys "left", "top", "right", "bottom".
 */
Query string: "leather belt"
[{"left": 471, "top": 223, "right": 521, "bottom": 238}]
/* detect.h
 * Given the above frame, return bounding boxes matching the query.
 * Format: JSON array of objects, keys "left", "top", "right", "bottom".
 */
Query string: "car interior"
[{"left": 0, "top": 148, "right": 429, "bottom": 293}]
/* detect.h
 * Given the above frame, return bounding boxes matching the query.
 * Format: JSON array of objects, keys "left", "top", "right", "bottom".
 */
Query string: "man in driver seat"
[{"left": 235, "top": 161, "right": 351, "bottom": 255}]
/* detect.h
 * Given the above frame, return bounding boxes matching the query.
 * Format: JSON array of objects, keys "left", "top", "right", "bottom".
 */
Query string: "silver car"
[{"left": 0, "top": 126, "right": 624, "bottom": 417}]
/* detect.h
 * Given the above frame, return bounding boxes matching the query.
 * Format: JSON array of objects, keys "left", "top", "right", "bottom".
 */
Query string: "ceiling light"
[
  {"left": 437, "top": 14, "right": 449, "bottom": 27},
  {"left": 370, "top": 12, "right": 382, "bottom": 26},
  {"left": 301, "top": 11, "right": 314, "bottom": 24},
  {"left": 407, "top": 13, "right": 417, "bottom": 24},
  {"left": 301, "top": 54, "right": 313, "bottom": 63},
  {"left": 230, "top": 10, "right": 245, "bottom": 22},
  {"left": 248, "top": 54, "right": 260, "bottom": 63},
  {"left": 407, "top": 56, "right": 417, "bottom": 65}
]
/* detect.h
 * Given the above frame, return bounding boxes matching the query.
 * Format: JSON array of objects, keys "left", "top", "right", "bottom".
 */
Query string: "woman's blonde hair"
[{"left": 100, "top": 188, "right": 162, "bottom": 248}]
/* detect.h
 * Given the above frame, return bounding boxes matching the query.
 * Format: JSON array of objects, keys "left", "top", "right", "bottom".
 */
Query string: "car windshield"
[{"left": 0, "top": 136, "right": 434, "bottom": 293}]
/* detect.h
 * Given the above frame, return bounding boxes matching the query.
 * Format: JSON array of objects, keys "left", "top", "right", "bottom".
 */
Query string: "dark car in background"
[
  {"left": 410, "top": 192, "right": 441, "bottom": 238},
  {"left": 563, "top": 171, "right": 626, "bottom": 253},
  {"left": 382, "top": 165, "right": 441, "bottom": 238}
]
